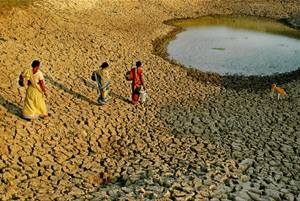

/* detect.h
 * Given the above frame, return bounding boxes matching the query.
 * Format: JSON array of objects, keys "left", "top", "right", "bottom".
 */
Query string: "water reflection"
[{"left": 167, "top": 17, "right": 300, "bottom": 76}]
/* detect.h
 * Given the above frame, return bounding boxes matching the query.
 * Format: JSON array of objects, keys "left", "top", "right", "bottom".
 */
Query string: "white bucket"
[{"left": 139, "top": 91, "right": 148, "bottom": 102}]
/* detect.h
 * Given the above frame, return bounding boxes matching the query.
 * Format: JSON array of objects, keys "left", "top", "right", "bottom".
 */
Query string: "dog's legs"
[
  {"left": 278, "top": 93, "right": 281, "bottom": 100},
  {"left": 271, "top": 92, "right": 274, "bottom": 99}
]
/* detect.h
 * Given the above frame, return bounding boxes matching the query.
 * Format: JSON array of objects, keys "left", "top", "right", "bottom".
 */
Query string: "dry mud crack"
[{"left": 0, "top": 0, "right": 300, "bottom": 200}]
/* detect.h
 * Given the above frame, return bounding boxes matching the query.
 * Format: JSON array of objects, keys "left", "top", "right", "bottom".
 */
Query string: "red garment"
[
  {"left": 131, "top": 68, "right": 143, "bottom": 104},
  {"left": 131, "top": 68, "right": 143, "bottom": 88}
]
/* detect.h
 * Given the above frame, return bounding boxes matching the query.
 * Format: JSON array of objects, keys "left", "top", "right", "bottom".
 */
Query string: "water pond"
[{"left": 167, "top": 17, "right": 300, "bottom": 76}]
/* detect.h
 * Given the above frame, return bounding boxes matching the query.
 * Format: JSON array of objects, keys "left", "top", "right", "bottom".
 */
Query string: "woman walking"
[
  {"left": 131, "top": 61, "right": 146, "bottom": 104},
  {"left": 22, "top": 60, "right": 51, "bottom": 122},
  {"left": 93, "top": 62, "right": 110, "bottom": 105}
]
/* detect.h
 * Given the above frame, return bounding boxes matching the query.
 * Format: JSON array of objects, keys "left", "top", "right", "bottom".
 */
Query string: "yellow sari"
[{"left": 22, "top": 69, "right": 47, "bottom": 120}]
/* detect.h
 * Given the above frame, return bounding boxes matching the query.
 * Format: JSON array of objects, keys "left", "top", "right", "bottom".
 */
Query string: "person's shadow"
[
  {"left": 0, "top": 94, "right": 23, "bottom": 117},
  {"left": 44, "top": 75, "right": 100, "bottom": 105}
]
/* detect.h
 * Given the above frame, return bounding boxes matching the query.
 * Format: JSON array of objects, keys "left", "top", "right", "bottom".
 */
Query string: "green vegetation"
[
  {"left": 0, "top": 0, "right": 36, "bottom": 13},
  {"left": 141, "top": 175, "right": 149, "bottom": 180},
  {"left": 117, "top": 177, "right": 127, "bottom": 187},
  {"left": 13, "top": 167, "right": 22, "bottom": 172},
  {"left": 75, "top": 183, "right": 82, "bottom": 187},
  {"left": 67, "top": 131, "right": 74, "bottom": 135},
  {"left": 212, "top": 48, "right": 225, "bottom": 51}
]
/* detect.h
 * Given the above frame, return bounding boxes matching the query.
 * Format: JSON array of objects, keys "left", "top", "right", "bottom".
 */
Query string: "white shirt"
[{"left": 33, "top": 70, "right": 44, "bottom": 83}]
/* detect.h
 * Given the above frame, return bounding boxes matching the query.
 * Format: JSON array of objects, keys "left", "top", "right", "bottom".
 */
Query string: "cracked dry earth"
[{"left": 0, "top": 0, "right": 300, "bottom": 200}]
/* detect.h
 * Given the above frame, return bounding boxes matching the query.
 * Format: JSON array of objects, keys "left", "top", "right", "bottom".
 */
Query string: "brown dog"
[{"left": 271, "top": 84, "right": 288, "bottom": 100}]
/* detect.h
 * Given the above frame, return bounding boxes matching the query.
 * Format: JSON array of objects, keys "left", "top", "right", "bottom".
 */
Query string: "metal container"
[{"left": 140, "top": 91, "right": 148, "bottom": 101}]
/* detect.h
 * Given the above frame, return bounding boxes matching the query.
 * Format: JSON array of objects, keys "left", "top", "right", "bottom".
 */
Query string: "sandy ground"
[{"left": 0, "top": 0, "right": 300, "bottom": 200}]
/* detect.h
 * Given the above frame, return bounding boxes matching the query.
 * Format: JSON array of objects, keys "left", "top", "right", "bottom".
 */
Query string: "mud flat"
[{"left": 0, "top": 0, "right": 300, "bottom": 200}]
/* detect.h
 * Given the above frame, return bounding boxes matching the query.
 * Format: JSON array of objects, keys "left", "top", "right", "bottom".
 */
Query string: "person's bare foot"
[{"left": 43, "top": 115, "right": 52, "bottom": 120}]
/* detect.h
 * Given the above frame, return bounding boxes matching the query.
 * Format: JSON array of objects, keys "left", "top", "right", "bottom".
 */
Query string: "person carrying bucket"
[{"left": 130, "top": 61, "right": 146, "bottom": 104}]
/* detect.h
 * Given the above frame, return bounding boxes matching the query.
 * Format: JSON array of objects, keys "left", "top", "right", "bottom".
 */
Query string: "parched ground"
[{"left": 0, "top": 0, "right": 300, "bottom": 200}]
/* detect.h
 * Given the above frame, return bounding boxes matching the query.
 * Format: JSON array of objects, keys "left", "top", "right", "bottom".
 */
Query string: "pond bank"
[{"left": 0, "top": 0, "right": 300, "bottom": 200}]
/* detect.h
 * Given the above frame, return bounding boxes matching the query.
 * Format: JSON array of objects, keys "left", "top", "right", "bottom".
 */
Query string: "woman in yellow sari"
[{"left": 22, "top": 60, "right": 51, "bottom": 122}]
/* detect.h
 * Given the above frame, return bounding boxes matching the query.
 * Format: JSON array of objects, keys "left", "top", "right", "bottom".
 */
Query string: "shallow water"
[{"left": 167, "top": 17, "right": 300, "bottom": 76}]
